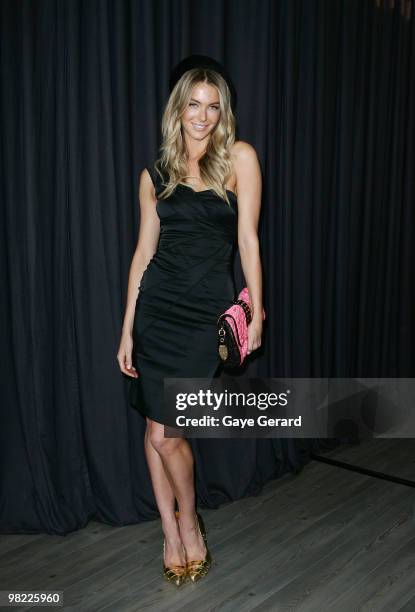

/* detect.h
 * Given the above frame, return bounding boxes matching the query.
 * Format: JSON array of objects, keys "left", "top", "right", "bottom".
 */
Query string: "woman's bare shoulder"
[{"left": 230, "top": 140, "right": 258, "bottom": 162}]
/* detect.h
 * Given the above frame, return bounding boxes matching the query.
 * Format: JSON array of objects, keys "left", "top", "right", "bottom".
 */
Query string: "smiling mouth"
[{"left": 192, "top": 124, "right": 208, "bottom": 130}]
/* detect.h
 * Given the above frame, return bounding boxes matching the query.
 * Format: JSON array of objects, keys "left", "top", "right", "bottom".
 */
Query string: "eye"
[
  {"left": 211, "top": 105, "right": 220, "bottom": 110},
  {"left": 189, "top": 102, "right": 198, "bottom": 107}
]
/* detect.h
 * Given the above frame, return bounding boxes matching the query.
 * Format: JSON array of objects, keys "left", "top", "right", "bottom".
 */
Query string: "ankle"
[
  {"left": 164, "top": 534, "right": 182, "bottom": 550},
  {"left": 162, "top": 521, "right": 180, "bottom": 538}
]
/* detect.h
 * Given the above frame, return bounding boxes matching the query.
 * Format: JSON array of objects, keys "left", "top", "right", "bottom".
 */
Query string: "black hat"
[{"left": 169, "top": 54, "right": 237, "bottom": 113}]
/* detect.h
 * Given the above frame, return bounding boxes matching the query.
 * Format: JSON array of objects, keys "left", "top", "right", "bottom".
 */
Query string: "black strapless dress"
[{"left": 129, "top": 164, "right": 238, "bottom": 425}]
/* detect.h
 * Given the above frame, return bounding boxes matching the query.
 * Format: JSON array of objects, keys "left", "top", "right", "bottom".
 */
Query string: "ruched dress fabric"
[{"left": 129, "top": 164, "right": 238, "bottom": 426}]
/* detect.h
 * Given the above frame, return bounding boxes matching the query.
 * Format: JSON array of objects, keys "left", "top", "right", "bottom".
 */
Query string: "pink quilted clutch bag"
[{"left": 216, "top": 287, "right": 266, "bottom": 367}]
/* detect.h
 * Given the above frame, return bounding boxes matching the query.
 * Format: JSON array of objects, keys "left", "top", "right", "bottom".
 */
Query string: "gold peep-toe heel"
[
  {"left": 185, "top": 511, "right": 212, "bottom": 583},
  {"left": 162, "top": 511, "right": 188, "bottom": 587}
]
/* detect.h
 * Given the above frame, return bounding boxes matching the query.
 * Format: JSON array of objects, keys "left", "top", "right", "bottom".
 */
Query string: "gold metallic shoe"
[
  {"left": 163, "top": 539, "right": 187, "bottom": 586},
  {"left": 162, "top": 512, "right": 188, "bottom": 587},
  {"left": 185, "top": 511, "right": 212, "bottom": 583}
]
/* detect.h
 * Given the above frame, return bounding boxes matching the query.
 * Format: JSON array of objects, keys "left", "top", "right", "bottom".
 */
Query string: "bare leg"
[
  {"left": 144, "top": 417, "right": 184, "bottom": 566},
  {"left": 147, "top": 419, "right": 206, "bottom": 562}
]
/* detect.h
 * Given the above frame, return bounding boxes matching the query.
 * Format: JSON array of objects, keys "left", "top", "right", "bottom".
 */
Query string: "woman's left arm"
[{"left": 233, "top": 141, "right": 264, "bottom": 355}]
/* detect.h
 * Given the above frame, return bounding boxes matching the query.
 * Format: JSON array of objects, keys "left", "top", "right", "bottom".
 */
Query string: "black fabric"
[
  {"left": 129, "top": 164, "right": 238, "bottom": 425},
  {"left": 1, "top": 0, "right": 414, "bottom": 534}
]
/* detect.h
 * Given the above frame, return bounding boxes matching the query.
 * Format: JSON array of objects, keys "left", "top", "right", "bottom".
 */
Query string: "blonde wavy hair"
[{"left": 154, "top": 68, "right": 236, "bottom": 206}]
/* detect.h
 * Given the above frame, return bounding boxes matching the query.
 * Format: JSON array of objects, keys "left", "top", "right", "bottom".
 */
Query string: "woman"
[{"left": 117, "top": 55, "right": 264, "bottom": 586}]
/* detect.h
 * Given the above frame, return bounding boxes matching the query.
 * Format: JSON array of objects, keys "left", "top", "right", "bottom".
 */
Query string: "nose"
[{"left": 198, "top": 108, "right": 207, "bottom": 121}]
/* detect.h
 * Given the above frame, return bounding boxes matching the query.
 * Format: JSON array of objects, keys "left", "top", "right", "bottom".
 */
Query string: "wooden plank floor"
[{"left": 1, "top": 439, "right": 414, "bottom": 611}]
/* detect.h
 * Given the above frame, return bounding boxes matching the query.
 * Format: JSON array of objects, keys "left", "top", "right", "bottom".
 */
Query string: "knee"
[
  {"left": 146, "top": 420, "right": 181, "bottom": 455},
  {"left": 150, "top": 433, "right": 181, "bottom": 456}
]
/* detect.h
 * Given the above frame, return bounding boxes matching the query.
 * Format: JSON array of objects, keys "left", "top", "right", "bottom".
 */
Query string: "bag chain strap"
[
  {"left": 232, "top": 299, "right": 252, "bottom": 325},
  {"left": 217, "top": 298, "right": 252, "bottom": 327}
]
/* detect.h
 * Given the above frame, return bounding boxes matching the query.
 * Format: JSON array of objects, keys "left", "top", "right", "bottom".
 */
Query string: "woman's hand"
[
  {"left": 117, "top": 332, "right": 139, "bottom": 378},
  {"left": 247, "top": 316, "right": 263, "bottom": 355}
]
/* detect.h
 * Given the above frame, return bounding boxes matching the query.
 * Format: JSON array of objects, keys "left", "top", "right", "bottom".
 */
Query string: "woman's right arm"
[{"left": 117, "top": 168, "right": 160, "bottom": 377}]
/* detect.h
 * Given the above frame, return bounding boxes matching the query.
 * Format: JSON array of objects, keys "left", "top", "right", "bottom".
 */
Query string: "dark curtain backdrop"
[{"left": 1, "top": 0, "right": 414, "bottom": 534}]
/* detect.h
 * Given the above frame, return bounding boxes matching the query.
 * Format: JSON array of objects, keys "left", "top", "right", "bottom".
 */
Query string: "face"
[{"left": 181, "top": 82, "right": 221, "bottom": 142}]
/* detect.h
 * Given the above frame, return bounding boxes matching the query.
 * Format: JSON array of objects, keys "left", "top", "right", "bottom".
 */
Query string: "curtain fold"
[{"left": 1, "top": 0, "right": 413, "bottom": 534}]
